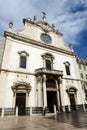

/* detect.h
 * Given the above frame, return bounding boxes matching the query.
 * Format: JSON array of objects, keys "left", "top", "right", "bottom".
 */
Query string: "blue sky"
[{"left": 0, "top": 0, "right": 87, "bottom": 59}]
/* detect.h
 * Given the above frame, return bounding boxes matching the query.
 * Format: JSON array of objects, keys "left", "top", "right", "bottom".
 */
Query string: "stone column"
[
  {"left": 1, "top": 108, "right": 4, "bottom": 117},
  {"left": 38, "top": 80, "right": 41, "bottom": 107},
  {"left": 16, "top": 106, "right": 18, "bottom": 116},
  {"left": 30, "top": 106, "right": 32, "bottom": 115},
  {"left": 42, "top": 74, "right": 47, "bottom": 108},
  {"left": 58, "top": 76, "right": 63, "bottom": 111},
  {"left": 54, "top": 105, "right": 56, "bottom": 114},
  {"left": 37, "top": 76, "right": 43, "bottom": 107},
  {"left": 12, "top": 95, "right": 16, "bottom": 108},
  {"left": 55, "top": 80, "right": 60, "bottom": 112},
  {"left": 26, "top": 93, "right": 30, "bottom": 107}
]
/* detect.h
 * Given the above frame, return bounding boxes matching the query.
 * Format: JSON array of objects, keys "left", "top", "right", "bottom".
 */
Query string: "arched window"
[
  {"left": 42, "top": 53, "right": 54, "bottom": 70},
  {"left": 18, "top": 51, "right": 29, "bottom": 69}
]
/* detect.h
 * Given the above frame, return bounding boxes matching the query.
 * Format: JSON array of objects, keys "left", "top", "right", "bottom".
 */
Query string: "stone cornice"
[
  {"left": 63, "top": 77, "right": 81, "bottom": 81},
  {"left": 76, "top": 57, "right": 87, "bottom": 65},
  {"left": 4, "top": 31, "right": 75, "bottom": 56},
  {"left": 0, "top": 68, "right": 34, "bottom": 75},
  {"left": 0, "top": 68, "right": 81, "bottom": 81}
]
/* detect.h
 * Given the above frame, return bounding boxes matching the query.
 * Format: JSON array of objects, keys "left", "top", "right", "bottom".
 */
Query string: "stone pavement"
[
  {"left": 48, "top": 111, "right": 87, "bottom": 129},
  {"left": 0, "top": 112, "right": 87, "bottom": 130}
]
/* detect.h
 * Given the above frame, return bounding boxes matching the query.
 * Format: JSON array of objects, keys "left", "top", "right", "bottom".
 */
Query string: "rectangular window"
[
  {"left": 20, "top": 55, "right": 26, "bottom": 68},
  {"left": 46, "top": 59, "right": 51, "bottom": 70},
  {"left": 85, "top": 90, "right": 87, "bottom": 98},
  {"left": 79, "top": 64, "right": 81, "bottom": 69},
  {"left": 85, "top": 74, "right": 87, "bottom": 79},
  {"left": 83, "top": 65, "right": 86, "bottom": 70},
  {"left": 65, "top": 65, "right": 70, "bottom": 75},
  {"left": 80, "top": 73, "right": 83, "bottom": 79}
]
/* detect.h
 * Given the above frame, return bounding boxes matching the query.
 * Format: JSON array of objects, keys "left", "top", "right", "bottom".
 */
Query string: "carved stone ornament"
[
  {"left": 66, "top": 86, "right": 78, "bottom": 94},
  {"left": 9, "top": 20, "right": 13, "bottom": 28},
  {"left": 58, "top": 76, "right": 62, "bottom": 83},
  {"left": 11, "top": 81, "right": 32, "bottom": 96}
]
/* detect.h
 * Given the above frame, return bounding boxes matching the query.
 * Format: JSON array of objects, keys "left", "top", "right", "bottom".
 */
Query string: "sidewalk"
[{"left": 0, "top": 114, "right": 87, "bottom": 130}]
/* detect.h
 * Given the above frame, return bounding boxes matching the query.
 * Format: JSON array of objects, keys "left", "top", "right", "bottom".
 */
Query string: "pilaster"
[
  {"left": 58, "top": 76, "right": 64, "bottom": 111},
  {"left": 42, "top": 74, "right": 47, "bottom": 108},
  {"left": 36, "top": 76, "right": 43, "bottom": 107},
  {"left": 55, "top": 80, "right": 60, "bottom": 111}
]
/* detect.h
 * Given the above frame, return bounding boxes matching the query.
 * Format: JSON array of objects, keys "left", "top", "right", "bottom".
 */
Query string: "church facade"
[{"left": 0, "top": 15, "right": 85, "bottom": 116}]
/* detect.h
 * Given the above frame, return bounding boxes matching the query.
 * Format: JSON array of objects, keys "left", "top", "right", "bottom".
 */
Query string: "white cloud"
[
  {"left": 53, "top": 11, "right": 87, "bottom": 44},
  {"left": 47, "top": 0, "right": 87, "bottom": 45},
  {"left": 0, "top": 0, "right": 87, "bottom": 46}
]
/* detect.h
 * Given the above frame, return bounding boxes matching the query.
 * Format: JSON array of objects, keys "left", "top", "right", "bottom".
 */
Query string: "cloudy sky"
[{"left": 0, "top": 0, "right": 87, "bottom": 58}]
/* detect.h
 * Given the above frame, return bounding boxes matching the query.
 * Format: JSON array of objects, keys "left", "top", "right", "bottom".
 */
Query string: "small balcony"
[{"left": 35, "top": 67, "right": 63, "bottom": 76}]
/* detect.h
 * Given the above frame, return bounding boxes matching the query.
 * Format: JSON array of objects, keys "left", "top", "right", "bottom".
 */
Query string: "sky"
[{"left": 0, "top": 0, "right": 87, "bottom": 59}]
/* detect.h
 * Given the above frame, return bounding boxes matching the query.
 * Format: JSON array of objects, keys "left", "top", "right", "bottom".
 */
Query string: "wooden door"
[
  {"left": 69, "top": 94, "right": 76, "bottom": 111},
  {"left": 16, "top": 93, "right": 26, "bottom": 115}
]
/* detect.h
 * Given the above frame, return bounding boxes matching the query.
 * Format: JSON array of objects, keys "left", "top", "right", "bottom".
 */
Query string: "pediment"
[
  {"left": 11, "top": 81, "right": 32, "bottom": 96},
  {"left": 66, "top": 86, "right": 78, "bottom": 94},
  {"left": 22, "top": 17, "right": 62, "bottom": 35}
]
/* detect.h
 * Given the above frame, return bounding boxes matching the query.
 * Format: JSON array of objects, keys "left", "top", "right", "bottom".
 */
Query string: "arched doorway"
[
  {"left": 66, "top": 86, "right": 77, "bottom": 111},
  {"left": 11, "top": 81, "right": 31, "bottom": 115}
]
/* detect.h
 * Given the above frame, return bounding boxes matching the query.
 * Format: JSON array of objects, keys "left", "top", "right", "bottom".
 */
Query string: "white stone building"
[
  {"left": 0, "top": 36, "right": 5, "bottom": 68},
  {"left": 76, "top": 57, "right": 87, "bottom": 108},
  {"left": 0, "top": 15, "right": 85, "bottom": 116}
]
